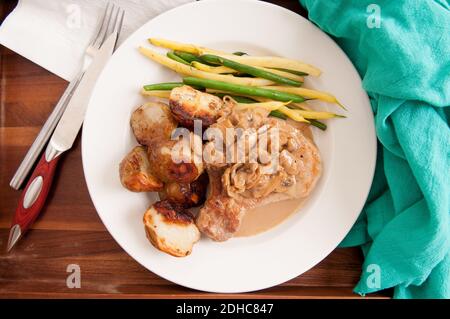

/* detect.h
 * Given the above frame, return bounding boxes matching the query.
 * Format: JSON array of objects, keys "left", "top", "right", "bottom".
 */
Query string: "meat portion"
[
  {"left": 169, "top": 85, "right": 232, "bottom": 128},
  {"left": 143, "top": 200, "right": 200, "bottom": 257},
  {"left": 196, "top": 168, "right": 298, "bottom": 241},
  {"left": 131, "top": 102, "right": 177, "bottom": 146},
  {"left": 119, "top": 146, "right": 163, "bottom": 192},
  {"left": 196, "top": 109, "right": 322, "bottom": 241}
]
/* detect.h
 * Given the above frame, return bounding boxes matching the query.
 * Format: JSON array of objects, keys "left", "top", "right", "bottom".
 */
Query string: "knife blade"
[
  {"left": 6, "top": 31, "right": 118, "bottom": 252},
  {"left": 50, "top": 32, "right": 118, "bottom": 154}
]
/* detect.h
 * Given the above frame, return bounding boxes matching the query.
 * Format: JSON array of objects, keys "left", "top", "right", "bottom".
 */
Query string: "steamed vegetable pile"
[{"left": 139, "top": 38, "right": 346, "bottom": 131}]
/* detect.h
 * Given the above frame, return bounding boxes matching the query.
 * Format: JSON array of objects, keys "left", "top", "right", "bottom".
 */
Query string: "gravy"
[
  {"left": 236, "top": 198, "right": 305, "bottom": 237},
  {"left": 236, "top": 122, "right": 314, "bottom": 237}
]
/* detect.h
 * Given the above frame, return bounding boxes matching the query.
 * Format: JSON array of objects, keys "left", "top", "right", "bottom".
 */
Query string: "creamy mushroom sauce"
[{"left": 236, "top": 122, "right": 314, "bottom": 237}]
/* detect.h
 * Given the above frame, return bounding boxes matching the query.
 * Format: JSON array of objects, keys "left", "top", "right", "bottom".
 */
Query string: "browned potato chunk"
[
  {"left": 119, "top": 146, "right": 163, "bottom": 192},
  {"left": 147, "top": 133, "right": 204, "bottom": 183},
  {"left": 131, "top": 102, "right": 177, "bottom": 146},
  {"left": 159, "top": 172, "right": 208, "bottom": 208},
  {"left": 143, "top": 200, "right": 200, "bottom": 257},
  {"left": 169, "top": 85, "right": 229, "bottom": 128}
]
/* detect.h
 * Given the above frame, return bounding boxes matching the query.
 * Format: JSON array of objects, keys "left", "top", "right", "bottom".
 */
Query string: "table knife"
[{"left": 6, "top": 31, "right": 119, "bottom": 252}]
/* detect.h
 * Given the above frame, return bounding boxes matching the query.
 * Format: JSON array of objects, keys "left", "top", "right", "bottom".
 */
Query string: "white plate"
[{"left": 82, "top": 0, "right": 376, "bottom": 293}]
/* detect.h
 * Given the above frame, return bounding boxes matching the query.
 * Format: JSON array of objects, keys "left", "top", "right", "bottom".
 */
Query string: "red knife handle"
[{"left": 12, "top": 150, "right": 61, "bottom": 235}]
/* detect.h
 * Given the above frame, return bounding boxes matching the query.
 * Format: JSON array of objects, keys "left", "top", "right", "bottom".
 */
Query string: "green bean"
[
  {"left": 308, "top": 119, "right": 327, "bottom": 130},
  {"left": 200, "top": 54, "right": 302, "bottom": 87},
  {"left": 143, "top": 82, "right": 184, "bottom": 91},
  {"left": 271, "top": 106, "right": 327, "bottom": 129},
  {"left": 269, "top": 110, "right": 288, "bottom": 120},
  {"left": 286, "top": 104, "right": 327, "bottom": 130},
  {"left": 173, "top": 51, "right": 204, "bottom": 63},
  {"left": 166, "top": 52, "right": 190, "bottom": 65},
  {"left": 183, "top": 77, "right": 306, "bottom": 103},
  {"left": 232, "top": 73, "right": 255, "bottom": 78},
  {"left": 271, "top": 67, "right": 308, "bottom": 76},
  {"left": 231, "top": 53, "right": 307, "bottom": 77},
  {"left": 229, "top": 51, "right": 309, "bottom": 76},
  {"left": 232, "top": 52, "right": 253, "bottom": 76},
  {"left": 231, "top": 53, "right": 307, "bottom": 79}
]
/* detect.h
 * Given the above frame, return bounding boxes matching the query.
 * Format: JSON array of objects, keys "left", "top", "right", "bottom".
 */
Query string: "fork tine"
[
  {"left": 108, "top": 5, "right": 120, "bottom": 36},
  {"left": 98, "top": 5, "right": 124, "bottom": 50},
  {"left": 90, "top": 2, "right": 111, "bottom": 46},
  {"left": 93, "top": 3, "right": 115, "bottom": 49},
  {"left": 113, "top": 8, "right": 125, "bottom": 46}
]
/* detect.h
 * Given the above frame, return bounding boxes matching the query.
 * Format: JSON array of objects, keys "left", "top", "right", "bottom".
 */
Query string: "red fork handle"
[{"left": 12, "top": 150, "right": 61, "bottom": 235}]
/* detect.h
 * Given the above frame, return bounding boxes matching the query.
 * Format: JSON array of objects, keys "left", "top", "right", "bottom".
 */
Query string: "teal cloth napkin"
[{"left": 299, "top": 0, "right": 450, "bottom": 298}]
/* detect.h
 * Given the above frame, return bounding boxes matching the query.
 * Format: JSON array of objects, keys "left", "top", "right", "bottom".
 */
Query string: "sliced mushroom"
[
  {"left": 143, "top": 200, "right": 200, "bottom": 257},
  {"left": 119, "top": 146, "right": 163, "bottom": 192}
]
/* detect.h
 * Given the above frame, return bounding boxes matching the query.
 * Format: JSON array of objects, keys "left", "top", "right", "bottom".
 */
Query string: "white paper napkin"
[{"left": 0, "top": 0, "right": 193, "bottom": 81}]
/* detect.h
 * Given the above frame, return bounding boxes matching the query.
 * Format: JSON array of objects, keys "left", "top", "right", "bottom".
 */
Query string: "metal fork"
[{"left": 9, "top": 2, "right": 124, "bottom": 190}]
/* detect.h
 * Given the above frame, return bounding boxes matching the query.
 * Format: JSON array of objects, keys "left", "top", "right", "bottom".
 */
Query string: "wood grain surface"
[{"left": 0, "top": 0, "right": 390, "bottom": 298}]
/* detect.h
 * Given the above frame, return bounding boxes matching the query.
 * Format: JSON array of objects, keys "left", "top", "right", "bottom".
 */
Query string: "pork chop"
[{"left": 196, "top": 109, "right": 322, "bottom": 241}]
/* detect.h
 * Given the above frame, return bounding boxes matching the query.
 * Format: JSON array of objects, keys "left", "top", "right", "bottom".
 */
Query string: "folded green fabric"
[{"left": 299, "top": 0, "right": 450, "bottom": 298}]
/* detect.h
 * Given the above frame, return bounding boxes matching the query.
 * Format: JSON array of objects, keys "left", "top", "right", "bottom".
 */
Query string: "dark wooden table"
[{"left": 0, "top": 0, "right": 389, "bottom": 298}]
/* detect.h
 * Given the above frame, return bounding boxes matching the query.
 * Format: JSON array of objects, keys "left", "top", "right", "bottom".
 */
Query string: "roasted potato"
[
  {"left": 143, "top": 200, "right": 200, "bottom": 257},
  {"left": 147, "top": 133, "right": 204, "bottom": 183},
  {"left": 119, "top": 146, "right": 163, "bottom": 192},
  {"left": 159, "top": 172, "right": 208, "bottom": 208},
  {"left": 169, "top": 85, "right": 230, "bottom": 128},
  {"left": 131, "top": 102, "right": 177, "bottom": 146}
]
